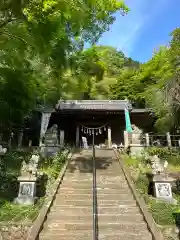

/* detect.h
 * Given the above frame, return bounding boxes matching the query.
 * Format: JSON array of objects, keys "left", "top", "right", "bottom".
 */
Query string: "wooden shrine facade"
[{"left": 37, "top": 100, "right": 154, "bottom": 147}]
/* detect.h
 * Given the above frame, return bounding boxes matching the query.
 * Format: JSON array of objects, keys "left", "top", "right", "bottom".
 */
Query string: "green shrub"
[
  {"left": 41, "top": 150, "right": 69, "bottom": 179},
  {"left": 50, "top": 151, "right": 68, "bottom": 178},
  {"left": 0, "top": 149, "right": 70, "bottom": 223},
  {"left": 135, "top": 174, "right": 149, "bottom": 195},
  {"left": 147, "top": 198, "right": 180, "bottom": 225},
  {"left": 147, "top": 147, "right": 171, "bottom": 157},
  {"left": 0, "top": 151, "right": 31, "bottom": 202},
  {"left": 124, "top": 150, "right": 180, "bottom": 228},
  {"left": 167, "top": 155, "right": 180, "bottom": 166},
  {"left": 0, "top": 151, "right": 31, "bottom": 176},
  {"left": 0, "top": 198, "right": 44, "bottom": 222},
  {"left": 146, "top": 147, "right": 180, "bottom": 166},
  {"left": 124, "top": 156, "right": 140, "bottom": 168}
]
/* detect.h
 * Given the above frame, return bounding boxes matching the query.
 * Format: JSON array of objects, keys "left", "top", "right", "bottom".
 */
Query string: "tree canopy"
[
  {"left": 0, "top": 0, "right": 129, "bottom": 132},
  {"left": 1, "top": 0, "right": 180, "bottom": 135},
  {"left": 109, "top": 28, "right": 180, "bottom": 133}
]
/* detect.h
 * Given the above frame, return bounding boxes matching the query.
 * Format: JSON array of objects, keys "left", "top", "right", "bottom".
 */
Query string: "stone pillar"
[
  {"left": 76, "top": 126, "right": 80, "bottom": 147},
  {"left": 108, "top": 126, "right": 112, "bottom": 148},
  {"left": 166, "top": 132, "right": 172, "bottom": 147},
  {"left": 18, "top": 130, "right": 23, "bottom": 148},
  {"left": 39, "top": 112, "right": 51, "bottom": 146},
  {"left": 124, "top": 131, "right": 129, "bottom": 149},
  {"left": 8, "top": 132, "right": 14, "bottom": 150},
  {"left": 60, "top": 130, "right": 65, "bottom": 146},
  {"left": 145, "top": 133, "right": 150, "bottom": 147},
  {"left": 132, "top": 133, "right": 136, "bottom": 144}
]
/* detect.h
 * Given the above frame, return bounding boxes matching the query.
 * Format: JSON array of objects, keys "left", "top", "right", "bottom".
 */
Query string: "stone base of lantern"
[
  {"left": 14, "top": 176, "right": 38, "bottom": 205},
  {"left": 40, "top": 144, "right": 60, "bottom": 158},
  {"left": 130, "top": 144, "right": 144, "bottom": 158},
  {"left": 148, "top": 173, "right": 177, "bottom": 205},
  {"left": 14, "top": 196, "right": 38, "bottom": 205}
]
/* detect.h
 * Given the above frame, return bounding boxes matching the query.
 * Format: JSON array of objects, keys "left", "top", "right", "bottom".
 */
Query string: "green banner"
[{"left": 125, "top": 108, "right": 132, "bottom": 132}]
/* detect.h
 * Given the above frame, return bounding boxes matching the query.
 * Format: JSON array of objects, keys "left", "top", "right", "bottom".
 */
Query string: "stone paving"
[{"left": 39, "top": 149, "right": 153, "bottom": 240}]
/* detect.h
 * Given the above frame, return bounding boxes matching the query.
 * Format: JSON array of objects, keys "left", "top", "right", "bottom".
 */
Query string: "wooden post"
[
  {"left": 166, "top": 132, "right": 172, "bottom": 147},
  {"left": 76, "top": 126, "right": 80, "bottom": 147},
  {"left": 145, "top": 133, "right": 150, "bottom": 147},
  {"left": 18, "top": 130, "right": 23, "bottom": 148}
]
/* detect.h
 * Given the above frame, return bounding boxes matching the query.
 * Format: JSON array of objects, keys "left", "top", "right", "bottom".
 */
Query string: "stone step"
[
  {"left": 39, "top": 231, "right": 152, "bottom": 240},
  {"left": 63, "top": 177, "right": 126, "bottom": 182},
  {"left": 62, "top": 180, "right": 127, "bottom": 185},
  {"left": 66, "top": 165, "right": 121, "bottom": 170},
  {"left": 47, "top": 213, "right": 144, "bottom": 222},
  {"left": 57, "top": 187, "right": 131, "bottom": 194},
  {"left": 95, "top": 167, "right": 121, "bottom": 170},
  {"left": 38, "top": 152, "right": 153, "bottom": 240},
  {"left": 54, "top": 197, "right": 134, "bottom": 206},
  {"left": 55, "top": 193, "right": 133, "bottom": 201},
  {"left": 43, "top": 221, "right": 148, "bottom": 233},
  {"left": 66, "top": 166, "right": 121, "bottom": 171},
  {"left": 66, "top": 170, "right": 122, "bottom": 174},
  {"left": 64, "top": 174, "right": 124, "bottom": 178},
  {"left": 53, "top": 199, "right": 93, "bottom": 206},
  {"left": 63, "top": 176, "right": 126, "bottom": 181},
  {"left": 59, "top": 184, "right": 92, "bottom": 189},
  {"left": 60, "top": 183, "right": 128, "bottom": 189},
  {"left": 50, "top": 205, "right": 139, "bottom": 214},
  {"left": 66, "top": 169, "right": 122, "bottom": 174}
]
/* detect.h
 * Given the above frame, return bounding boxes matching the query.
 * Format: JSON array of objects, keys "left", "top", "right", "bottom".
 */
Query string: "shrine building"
[{"left": 34, "top": 100, "right": 154, "bottom": 148}]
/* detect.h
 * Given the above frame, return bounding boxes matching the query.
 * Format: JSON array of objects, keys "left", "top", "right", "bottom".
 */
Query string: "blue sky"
[{"left": 98, "top": 0, "right": 180, "bottom": 63}]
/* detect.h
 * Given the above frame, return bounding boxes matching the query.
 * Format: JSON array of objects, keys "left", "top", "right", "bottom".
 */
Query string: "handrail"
[{"left": 92, "top": 130, "right": 98, "bottom": 240}]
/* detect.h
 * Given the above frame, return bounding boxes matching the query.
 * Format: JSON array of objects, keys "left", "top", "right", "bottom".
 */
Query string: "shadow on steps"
[{"left": 67, "top": 156, "right": 113, "bottom": 173}]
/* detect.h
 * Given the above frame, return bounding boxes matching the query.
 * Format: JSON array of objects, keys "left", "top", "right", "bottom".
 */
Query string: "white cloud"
[{"left": 98, "top": 0, "right": 170, "bottom": 56}]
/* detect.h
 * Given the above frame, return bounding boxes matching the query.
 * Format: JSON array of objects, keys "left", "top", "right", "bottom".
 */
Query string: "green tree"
[
  {"left": 0, "top": 0, "right": 129, "bottom": 132},
  {"left": 67, "top": 45, "right": 133, "bottom": 100}
]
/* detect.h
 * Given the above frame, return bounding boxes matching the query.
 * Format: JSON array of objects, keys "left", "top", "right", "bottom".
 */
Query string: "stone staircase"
[{"left": 39, "top": 149, "right": 153, "bottom": 240}]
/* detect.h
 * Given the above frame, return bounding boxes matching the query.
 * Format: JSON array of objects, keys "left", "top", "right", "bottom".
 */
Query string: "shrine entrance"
[
  {"left": 51, "top": 112, "right": 125, "bottom": 147},
  {"left": 46, "top": 100, "right": 130, "bottom": 148},
  {"left": 37, "top": 100, "right": 154, "bottom": 148}
]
